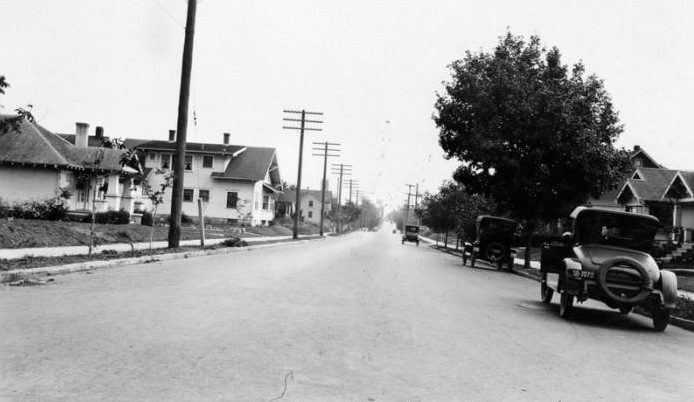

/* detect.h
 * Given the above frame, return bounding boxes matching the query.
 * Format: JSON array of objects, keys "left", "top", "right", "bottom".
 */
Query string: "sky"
[{"left": 2, "top": 0, "right": 693, "bottom": 212}]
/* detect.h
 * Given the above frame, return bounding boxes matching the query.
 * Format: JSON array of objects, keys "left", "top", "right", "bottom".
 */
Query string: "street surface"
[{"left": 2, "top": 226, "right": 693, "bottom": 401}]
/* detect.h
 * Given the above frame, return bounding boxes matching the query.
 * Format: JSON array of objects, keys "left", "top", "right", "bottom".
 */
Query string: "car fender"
[{"left": 659, "top": 270, "right": 678, "bottom": 309}]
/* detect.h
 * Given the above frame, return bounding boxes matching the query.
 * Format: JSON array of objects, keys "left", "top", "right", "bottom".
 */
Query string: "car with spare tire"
[
  {"left": 540, "top": 206, "right": 678, "bottom": 331},
  {"left": 463, "top": 215, "right": 519, "bottom": 270}
]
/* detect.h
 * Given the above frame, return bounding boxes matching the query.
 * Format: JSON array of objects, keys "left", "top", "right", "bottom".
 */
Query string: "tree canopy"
[{"left": 434, "top": 32, "right": 630, "bottom": 225}]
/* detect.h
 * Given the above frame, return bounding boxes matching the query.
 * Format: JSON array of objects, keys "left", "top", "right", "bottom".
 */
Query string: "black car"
[
  {"left": 463, "top": 215, "right": 519, "bottom": 270},
  {"left": 402, "top": 224, "right": 420, "bottom": 246},
  {"left": 540, "top": 207, "right": 678, "bottom": 331}
]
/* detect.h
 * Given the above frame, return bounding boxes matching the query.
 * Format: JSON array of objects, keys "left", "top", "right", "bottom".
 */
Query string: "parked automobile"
[
  {"left": 402, "top": 224, "right": 420, "bottom": 246},
  {"left": 540, "top": 206, "right": 678, "bottom": 331},
  {"left": 463, "top": 215, "right": 519, "bottom": 270}
]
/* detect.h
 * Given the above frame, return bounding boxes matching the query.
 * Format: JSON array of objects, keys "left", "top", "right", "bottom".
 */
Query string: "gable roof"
[
  {"left": 617, "top": 168, "right": 678, "bottom": 203},
  {"left": 0, "top": 116, "right": 129, "bottom": 172},
  {"left": 630, "top": 146, "right": 664, "bottom": 169},
  {"left": 210, "top": 147, "right": 281, "bottom": 185}
]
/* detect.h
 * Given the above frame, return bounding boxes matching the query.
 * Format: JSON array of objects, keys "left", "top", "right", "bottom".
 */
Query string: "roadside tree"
[{"left": 434, "top": 32, "right": 630, "bottom": 266}]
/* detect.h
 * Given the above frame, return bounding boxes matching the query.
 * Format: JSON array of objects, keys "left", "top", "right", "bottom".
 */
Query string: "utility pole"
[
  {"left": 168, "top": 0, "right": 198, "bottom": 248},
  {"left": 414, "top": 183, "right": 419, "bottom": 224},
  {"left": 344, "top": 179, "right": 359, "bottom": 205},
  {"left": 404, "top": 184, "right": 415, "bottom": 227},
  {"left": 312, "top": 141, "right": 340, "bottom": 236},
  {"left": 331, "top": 163, "right": 352, "bottom": 233},
  {"left": 283, "top": 109, "right": 323, "bottom": 239}
]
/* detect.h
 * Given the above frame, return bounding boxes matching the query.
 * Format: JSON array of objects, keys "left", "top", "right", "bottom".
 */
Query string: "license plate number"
[{"left": 569, "top": 269, "right": 594, "bottom": 280}]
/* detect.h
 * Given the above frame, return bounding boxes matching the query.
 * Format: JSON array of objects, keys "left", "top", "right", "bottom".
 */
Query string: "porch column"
[
  {"left": 673, "top": 203, "right": 681, "bottom": 227},
  {"left": 104, "top": 174, "right": 122, "bottom": 211}
]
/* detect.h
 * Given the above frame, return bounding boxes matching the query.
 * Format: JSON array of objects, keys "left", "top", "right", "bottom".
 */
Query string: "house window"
[
  {"left": 184, "top": 155, "right": 193, "bottom": 171},
  {"left": 308, "top": 211, "right": 313, "bottom": 218},
  {"left": 263, "top": 195, "right": 270, "bottom": 210},
  {"left": 202, "top": 155, "right": 214, "bottom": 168},
  {"left": 308, "top": 200, "right": 314, "bottom": 208},
  {"left": 183, "top": 189, "right": 194, "bottom": 202},
  {"left": 161, "top": 153, "right": 171, "bottom": 169},
  {"left": 148, "top": 153, "right": 156, "bottom": 161},
  {"left": 199, "top": 189, "right": 210, "bottom": 202},
  {"left": 226, "top": 192, "right": 238, "bottom": 208}
]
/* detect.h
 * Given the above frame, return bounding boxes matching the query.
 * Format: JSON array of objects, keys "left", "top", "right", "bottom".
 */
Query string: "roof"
[
  {"left": 617, "top": 168, "right": 678, "bottom": 202},
  {"left": 278, "top": 189, "right": 333, "bottom": 203},
  {"left": 571, "top": 206, "right": 660, "bottom": 223},
  {"left": 210, "top": 147, "right": 281, "bottom": 185},
  {"left": 59, "top": 133, "right": 110, "bottom": 148},
  {"left": 630, "top": 147, "right": 664, "bottom": 169},
  {"left": 0, "top": 116, "right": 129, "bottom": 172},
  {"left": 132, "top": 139, "right": 245, "bottom": 155}
]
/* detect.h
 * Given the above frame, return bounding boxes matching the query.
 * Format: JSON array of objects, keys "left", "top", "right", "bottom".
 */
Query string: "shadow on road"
[{"left": 538, "top": 301, "right": 656, "bottom": 332}]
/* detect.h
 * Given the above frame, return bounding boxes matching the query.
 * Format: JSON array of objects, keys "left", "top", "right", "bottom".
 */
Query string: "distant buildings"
[{"left": 277, "top": 188, "right": 332, "bottom": 225}]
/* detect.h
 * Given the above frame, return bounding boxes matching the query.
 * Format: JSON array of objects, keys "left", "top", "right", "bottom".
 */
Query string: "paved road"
[{"left": 1, "top": 227, "right": 693, "bottom": 401}]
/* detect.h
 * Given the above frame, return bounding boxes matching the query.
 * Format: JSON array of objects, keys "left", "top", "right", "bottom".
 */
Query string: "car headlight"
[{"left": 564, "top": 259, "right": 582, "bottom": 271}]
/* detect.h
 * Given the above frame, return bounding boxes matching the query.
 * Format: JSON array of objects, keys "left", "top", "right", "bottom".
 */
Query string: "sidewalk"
[{"left": 0, "top": 234, "right": 316, "bottom": 260}]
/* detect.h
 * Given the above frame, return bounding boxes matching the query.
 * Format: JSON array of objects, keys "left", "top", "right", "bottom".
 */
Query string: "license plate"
[{"left": 568, "top": 269, "right": 595, "bottom": 280}]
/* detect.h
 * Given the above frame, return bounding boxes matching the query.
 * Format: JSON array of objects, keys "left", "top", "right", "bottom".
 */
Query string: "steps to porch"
[{"left": 660, "top": 242, "right": 694, "bottom": 264}]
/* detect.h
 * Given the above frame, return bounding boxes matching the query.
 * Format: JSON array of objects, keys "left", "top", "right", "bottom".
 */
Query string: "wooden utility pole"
[
  {"left": 312, "top": 141, "right": 340, "bottom": 236},
  {"left": 168, "top": 0, "right": 197, "bottom": 248},
  {"left": 283, "top": 109, "right": 323, "bottom": 239},
  {"left": 331, "top": 163, "right": 352, "bottom": 233},
  {"left": 404, "top": 184, "right": 415, "bottom": 226}
]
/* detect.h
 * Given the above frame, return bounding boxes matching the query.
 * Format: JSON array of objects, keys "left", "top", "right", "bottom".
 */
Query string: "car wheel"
[
  {"left": 660, "top": 270, "right": 678, "bottom": 306},
  {"left": 462, "top": 251, "right": 468, "bottom": 266},
  {"left": 416, "top": 240, "right": 420, "bottom": 246},
  {"left": 401, "top": 239, "right": 404, "bottom": 245},
  {"left": 618, "top": 306, "right": 632, "bottom": 315},
  {"left": 559, "top": 292, "right": 573, "bottom": 318},
  {"left": 470, "top": 251, "right": 476, "bottom": 268},
  {"left": 506, "top": 258, "right": 514, "bottom": 271},
  {"left": 540, "top": 273, "right": 553, "bottom": 304},
  {"left": 652, "top": 306, "right": 670, "bottom": 332}
]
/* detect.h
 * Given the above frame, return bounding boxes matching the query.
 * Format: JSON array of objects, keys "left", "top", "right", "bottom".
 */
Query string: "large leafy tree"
[{"left": 434, "top": 32, "right": 630, "bottom": 263}]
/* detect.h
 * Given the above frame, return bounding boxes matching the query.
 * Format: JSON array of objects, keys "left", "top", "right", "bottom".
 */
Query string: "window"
[
  {"left": 199, "top": 189, "right": 210, "bottom": 202},
  {"left": 183, "top": 189, "right": 194, "bottom": 202},
  {"left": 148, "top": 153, "right": 156, "bottom": 161},
  {"left": 308, "top": 211, "right": 313, "bottom": 218},
  {"left": 263, "top": 195, "right": 270, "bottom": 210},
  {"left": 308, "top": 200, "right": 314, "bottom": 208},
  {"left": 184, "top": 155, "right": 193, "bottom": 171},
  {"left": 161, "top": 153, "right": 171, "bottom": 169},
  {"left": 202, "top": 155, "right": 214, "bottom": 168},
  {"left": 226, "top": 192, "right": 238, "bottom": 208}
]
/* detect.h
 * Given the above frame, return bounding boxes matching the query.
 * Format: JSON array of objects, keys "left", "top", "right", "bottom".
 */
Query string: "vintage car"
[
  {"left": 540, "top": 206, "right": 678, "bottom": 331},
  {"left": 402, "top": 224, "right": 420, "bottom": 246},
  {"left": 463, "top": 215, "right": 519, "bottom": 270}
]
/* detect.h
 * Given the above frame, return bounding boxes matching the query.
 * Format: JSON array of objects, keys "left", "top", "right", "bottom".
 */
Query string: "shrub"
[
  {"left": 1, "top": 197, "right": 68, "bottom": 221},
  {"left": 141, "top": 211, "right": 154, "bottom": 226},
  {"left": 95, "top": 209, "right": 130, "bottom": 224},
  {"left": 181, "top": 212, "right": 193, "bottom": 224},
  {"left": 221, "top": 237, "right": 248, "bottom": 247}
]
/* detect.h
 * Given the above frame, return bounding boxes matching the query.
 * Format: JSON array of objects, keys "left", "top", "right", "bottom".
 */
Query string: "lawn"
[{"left": 0, "top": 218, "right": 321, "bottom": 249}]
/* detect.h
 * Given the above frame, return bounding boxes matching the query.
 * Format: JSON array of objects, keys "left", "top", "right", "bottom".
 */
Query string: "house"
[
  {"left": 132, "top": 131, "right": 282, "bottom": 226},
  {"left": 0, "top": 118, "right": 139, "bottom": 213},
  {"left": 587, "top": 145, "right": 664, "bottom": 210},
  {"left": 616, "top": 168, "right": 694, "bottom": 242},
  {"left": 277, "top": 188, "right": 332, "bottom": 224}
]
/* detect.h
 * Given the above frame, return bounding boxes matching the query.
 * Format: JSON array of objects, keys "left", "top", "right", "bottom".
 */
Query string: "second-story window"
[
  {"left": 308, "top": 200, "right": 314, "bottom": 208},
  {"left": 184, "top": 155, "right": 193, "bottom": 171},
  {"left": 202, "top": 155, "right": 214, "bottom": 168}
]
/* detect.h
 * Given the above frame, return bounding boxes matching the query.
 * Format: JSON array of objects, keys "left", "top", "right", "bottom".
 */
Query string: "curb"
[
  {"left": 425, "top": 242, "right": 694, "bottom": 333},
  {"left": 1, "top": 237, "right": 325, "bottom": 284}
]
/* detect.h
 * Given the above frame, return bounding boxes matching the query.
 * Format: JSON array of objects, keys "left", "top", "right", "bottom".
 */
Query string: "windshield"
[
  {"left": 405, "top": 225, "right": 419, "bottom": 233},
  {"left": 479, "top": 219, "right": 517, "bottom": 236},
  {"left": 574, "top": 212, "right": 659, "bottom": 252}
]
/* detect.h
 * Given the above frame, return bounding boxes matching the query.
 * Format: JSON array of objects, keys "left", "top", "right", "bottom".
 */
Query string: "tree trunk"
[
  {"left": 150, "top": 206, "right": 157, "bottom": 254},
  {"left": 444, "top": 231, "right": 449, "bottom": 248},
  {"left": 88, "top": 174, "right": 97, "bottom": 256},
  {"left": 524, "top": 221, "right": 536, "bottom": 269}
]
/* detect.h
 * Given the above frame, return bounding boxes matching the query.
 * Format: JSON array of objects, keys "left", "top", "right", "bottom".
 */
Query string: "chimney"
[
  {"left": 223, "top": 132, "right": 230, "bottom": 145},
  {"left": 169, "top": 129, "right": 176, "bottom": 142},
  {"left": 95, "top": 126, "right": 104, "bottom": 140},
  {"left": 633, "top": 145, "right": 641, "bottom": 151},
  {"left": 75, "top": 122, "right": 89, "bottom": 148}
]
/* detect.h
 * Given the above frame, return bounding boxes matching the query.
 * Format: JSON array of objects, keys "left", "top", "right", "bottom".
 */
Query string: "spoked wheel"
[
  {"left": 485, "top": 242, "right": 506, "bottom": 270},
  {"left": 652, "top": 306, "right": 670, "bottom": 332},
  {"left": 462, "top": 250, "right": 468, "bottom": 266},
  {"left": 559, "top": 292, "right": 574, "bottom": 318},
  {"left": 470, "top": 251, "right": 476, "bottom": 268},
  {"left": 540, "top": 273, "right": 553, "bottom": 304}
]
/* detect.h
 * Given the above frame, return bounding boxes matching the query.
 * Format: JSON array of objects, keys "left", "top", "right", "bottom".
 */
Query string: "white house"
[
  {"left": 278, "top": 188, "right": 332, "bottom": 225},
  {"left": 0, "top": 118, "right": 139, "bottom": 213},
  {"left": 132, "top": 132, "right": 283, "bottom": 226}
]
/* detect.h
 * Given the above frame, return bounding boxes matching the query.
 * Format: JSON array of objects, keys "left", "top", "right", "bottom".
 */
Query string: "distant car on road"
[
  {"left": 463, "top": 215, "right": 519, "bottom": 270},
  {"left": 540, "top": 206, "right": 678, "bottom": 331},
  {"left": 402, "top": 224, "right": 420, "bottom": 246}
]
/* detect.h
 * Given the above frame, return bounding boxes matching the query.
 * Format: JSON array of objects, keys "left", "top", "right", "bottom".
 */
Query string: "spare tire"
[
  {"left": 485, "top": 242, "right": 506, "bottom": 262},
  {"left": 597, "top": 257, "right": 652, "bottom": 305}
]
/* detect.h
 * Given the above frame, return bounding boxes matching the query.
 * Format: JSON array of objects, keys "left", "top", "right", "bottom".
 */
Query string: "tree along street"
[{"left": 1, "top": 227, "right": 693, "bottom": 401}]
